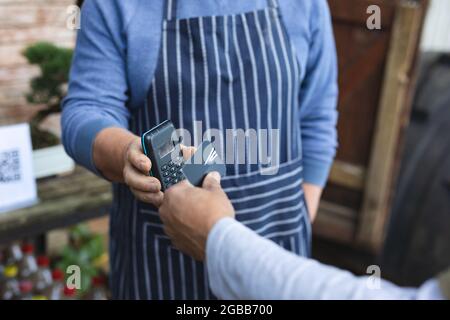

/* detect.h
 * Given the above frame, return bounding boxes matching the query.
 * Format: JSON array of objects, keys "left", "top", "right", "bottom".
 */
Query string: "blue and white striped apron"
[{"left": 110, "top": 0, "right": 312, "bottom": 299}]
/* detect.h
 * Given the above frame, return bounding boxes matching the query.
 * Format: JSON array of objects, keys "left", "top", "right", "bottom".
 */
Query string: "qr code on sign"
[{"left": 0, "top": 149, "right": 22, "bottom": 183}]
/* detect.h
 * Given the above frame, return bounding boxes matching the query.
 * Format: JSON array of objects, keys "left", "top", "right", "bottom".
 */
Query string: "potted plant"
[{"left": 23, "top": 42, "right": 75, "bottom": 178}]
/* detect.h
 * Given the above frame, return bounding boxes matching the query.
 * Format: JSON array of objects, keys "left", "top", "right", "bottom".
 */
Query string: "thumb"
[
  {"left": 202, "top": 171, "right": 221, "bottom": 191},
  {"left": 180, "top": 144, "right": 197, "bottom": 160}
]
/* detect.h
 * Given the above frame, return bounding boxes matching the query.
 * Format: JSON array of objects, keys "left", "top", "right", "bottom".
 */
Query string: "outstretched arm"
[
  {"left": 159, "top": 174, "right": 444, "bottom": 300},
  {"left": 206, "top": 217, "right": 444, "bottom": 300}
]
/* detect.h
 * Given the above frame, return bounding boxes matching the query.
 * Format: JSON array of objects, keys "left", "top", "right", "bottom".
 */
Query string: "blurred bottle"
[
  {"left": 62, "top": 285, "right": 77, "bottom": 300},
  {"left": 45, "top": 269, "right": 64, "bottom": 300},
  {"left": 19, "top": 280, "right": 33, "bottom": 300},
  {"left": 34, "top": 256, "right": 52, "bottom": 295},
  {"left": 4, "top": 242, "right": 23, "bottom": 266},
  {"left": 85, "top": 276, "right": 108, "bottom": 300},
  {"left": 0, "top": 265, "right": 20, "bottom": 300},
  {"left": 19, "top": 244, "right": 38, "bottom": 281}
]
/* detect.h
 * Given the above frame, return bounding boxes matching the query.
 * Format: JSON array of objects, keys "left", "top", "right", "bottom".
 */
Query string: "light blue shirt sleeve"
[
  {"left": 297, "top": 0, "right": 338, "bottom": 187},
  {"left": 61, "top": 0, "right": 131, "bottom": 175},
  {"left": 206, "top": 218, "right": 445, "bottom": 300}
]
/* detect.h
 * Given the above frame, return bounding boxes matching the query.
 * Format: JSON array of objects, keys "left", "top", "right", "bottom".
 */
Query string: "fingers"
[
  {"left": 127, "top": 142, "right": 152, "bottom": 173},
  {"left": 180, "top": 144, "right": 197, "bottom": 160},
  {"left": 132, "top": 189, "right": 164, "bottom": 207},
  {"left": 123, "top": 139, "right": 163, "bottom": 206},
  {"left": 159, "top": 180, "right": 191, "bottom": 211},
  {"left": 123, "top": 163, "right": 161, "bottom": 192},
  {"left": 164, "top": 180, "right": 191, "bottom": 197},
  {"left": 202, "top": 171, "right": 221, "bottom": 191}
]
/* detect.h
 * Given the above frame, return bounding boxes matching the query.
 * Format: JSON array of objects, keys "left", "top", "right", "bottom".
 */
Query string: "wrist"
[
  {"left": 205, "top": 210, "right": 235, "bottom": 237},
  {"left": 303, "top": 183, "right": 322, "bottom": 222},
  {"left": 205, "top": 214, "right": 224, "bottom": 236},
  {"left": 93, "top": 128, "right": 138, "bottom": 182}
]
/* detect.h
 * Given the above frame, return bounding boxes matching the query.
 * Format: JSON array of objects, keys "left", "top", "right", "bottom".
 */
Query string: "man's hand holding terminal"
[
  {"left": 93, "top": 127, "right": 196, "bottom": 208},
  {"left": 159, "top": 172, "right": 235, "bottom": 261}
]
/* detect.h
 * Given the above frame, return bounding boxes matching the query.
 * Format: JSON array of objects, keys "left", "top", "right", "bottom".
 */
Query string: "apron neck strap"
[
  {"left": 164, "top": 0, "right": 178, "bottom": 21},
  {"left": 267, "top": 0, "right": 279, "bottom": 9}
]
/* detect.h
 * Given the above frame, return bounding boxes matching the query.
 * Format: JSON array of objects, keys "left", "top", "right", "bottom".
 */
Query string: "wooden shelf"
[{"left": 0, "top": 166, "right": 112, "bottom": 244}]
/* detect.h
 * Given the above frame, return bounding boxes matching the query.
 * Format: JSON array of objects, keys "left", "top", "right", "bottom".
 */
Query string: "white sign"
[{"left": 0, "top": 123, "right": 38, "bottom": 213}]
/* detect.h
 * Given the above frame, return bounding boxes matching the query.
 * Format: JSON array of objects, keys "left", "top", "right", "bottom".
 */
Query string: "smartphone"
[
  {"left": 182, "top": 140, "right": 227, "bottom": 187},
  {"left": 141, "top": 120, "right": 185, "bottom": 191}
]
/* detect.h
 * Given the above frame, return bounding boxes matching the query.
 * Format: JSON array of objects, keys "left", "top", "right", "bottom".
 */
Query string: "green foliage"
[
  {"left": 23, "top": 42, "right": 73, "bottom": 106},
  {"left": 23, "top": 42, "right": 73, "bottom": 149},
  {"left": 56, "top": 224, "right": 106, "bottom": 295}
]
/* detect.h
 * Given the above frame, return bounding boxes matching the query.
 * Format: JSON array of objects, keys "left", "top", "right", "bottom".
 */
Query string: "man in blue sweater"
[{"left": 62, "top": 0, "right": 338, "bottom": 299}]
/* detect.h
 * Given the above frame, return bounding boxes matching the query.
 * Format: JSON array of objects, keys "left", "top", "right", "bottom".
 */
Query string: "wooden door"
[{"left": 314, "top": 0, "right": 429, "bottom": 253}]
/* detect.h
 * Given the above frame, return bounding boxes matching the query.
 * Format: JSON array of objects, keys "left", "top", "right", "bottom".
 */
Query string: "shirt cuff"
[
  {"left": 69, "top": 116, "right": 122, "bottom": 176},
  {"left": 205, "top": 217, "right": 242, "bottom": 296},
  {"left": 302, "top": 158, "right": 333, "bottom": 187},
  {"left": 206, "top": 217, "right": 238, "bottom": 263}
]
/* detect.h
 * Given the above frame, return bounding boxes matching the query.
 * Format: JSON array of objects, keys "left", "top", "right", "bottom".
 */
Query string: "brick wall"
[{"left": 0, "top": 0, "right": 76, "bottom": 125}]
